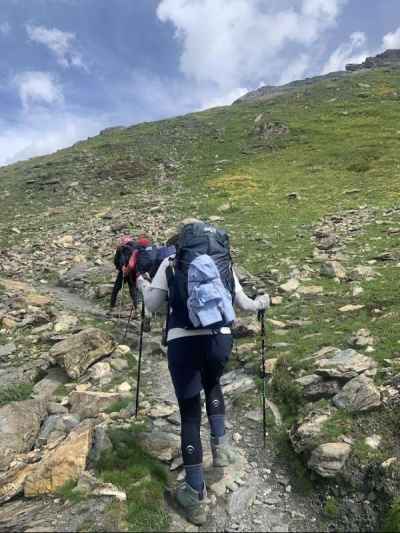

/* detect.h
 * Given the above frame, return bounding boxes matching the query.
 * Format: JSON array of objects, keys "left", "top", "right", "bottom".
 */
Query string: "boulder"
[
  {"left": 69, "top": 391, "right": 126, "bottom": 419},
  {"left": 308, "top": 443, "right": 351, "bottom": 478},
  {"left": 297, "top": 285, "right": 323, "bottom": 298},
  {"left": 0, "top": 460, "right": 37, "bottom": 504},
  {"left": 290, "top": 406, "right": 336, "bottom": 454},
  {"left": 110, "top": 357, "right": 129, "bottom": 371},
  {"left": 295, "top": 374, "right": 323, "bottom": 387},
  {"left": 320, "top": 261, "right": 346, "bottom": 280},
  {"left": 0, "top": 342, "right": 16, "bottom": 358},
  {"left": 348, "top": 266, "right": 376, "bottom": 281},
  {"left": 221, "top": 369, "right": 255, "bottom": 396},
  {"left": 347, "top": 329, "right": 375, "bottom": 348},
  {"left": 279, "top": 279, "right": 300, "bottom": 294},
  {"left": 36, "top": 415, "right": 67, "bottom": 446},
  {"left": 32, "top": 367, "right": 69, "bottom": 399},
  {"left": 149, "top": 403, "right": 177, "bottom": 418},
  {"left": 117, "top": 382, "right": 132, "bottom": 393},
  {"left": 136, "top": 430, "right": 180, "bottom": 463},
  {"left": 333, "top": 374, "right": 381, "bottom": 412},
  {"left": 0, "top": 399, "right": 47, "bottom": 471},
  {"left": 89, "top": 362, "right": 112, "bottom": 381},
  {"left": 302, "top": 380, "right": 341, "bottom": 401},
  {"left": 0, "top": 364, "right": 43, "bottom": 388},
  {"left": 35, "top": 413, "right": 79, "bottom": 447},
  {"left": 315, "top": 349, "right": 377, "bottom": 380},
  {"left": 24, "top": 421, "right": 93, "bottom": 497},
  {"left": 50, "top": 328, "right": 114, "bottom": 379},
  {"left": 232, "top": 318, "right": 258, "bottom": 338}
]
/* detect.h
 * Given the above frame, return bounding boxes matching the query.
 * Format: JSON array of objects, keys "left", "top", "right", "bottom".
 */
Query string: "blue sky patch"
[{"left": 0, "top": 0, "right": 400, "bottom": 165}]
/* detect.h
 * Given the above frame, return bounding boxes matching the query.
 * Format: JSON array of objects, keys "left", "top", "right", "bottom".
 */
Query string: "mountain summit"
[
  {"left": 235, "top": 49, "right": 400, "bottom": 104},
  {"left": 346, "top": 48, "right": 400, "bottom": 71}
]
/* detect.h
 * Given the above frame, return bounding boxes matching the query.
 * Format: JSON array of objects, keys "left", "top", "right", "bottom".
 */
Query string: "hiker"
[
  {"left": 137, "top": 219, "right": 269, "bottom": 525},
  {"left": 110, "top": 235, "right": 175, "bottom": 310},
  {"left": 110, "top": 235, "right": 149, "bottom": 310}
]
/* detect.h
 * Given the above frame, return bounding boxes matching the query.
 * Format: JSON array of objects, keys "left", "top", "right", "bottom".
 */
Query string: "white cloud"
[
  {"left": 383, "top": 27, "right": 400, "bottom": 50},
  {"left": 321, "top": 31, "right": 368, "bottom": 74},
  {"left": 14, "top": 71, "right": 64, "bottom": 110},
  {"left": 322, "top": 25, "right": 400, "bottom": 74},
  {"left": 157, "top": 0, "right": 347, "bottom": 91},
  {"left": 0, "top": 111, "right": 104, "bottom": 166},
  {"left": 26, "top": 24, "right": 86, "bottom": 69},
  {"left": 279, "top": 53, "right": 311, "bottom": 85},
  {"left": 0, "top": 22, "right": 11, "bottom": 36},
  {"left": 199, "top": 87, "right": 249, "bottom": 110}
]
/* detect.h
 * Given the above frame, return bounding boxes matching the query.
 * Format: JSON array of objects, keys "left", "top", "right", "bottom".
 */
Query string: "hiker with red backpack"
[
  {"left": 110, "top": 235, "right": 175, "bottom": 310},
  {"left": 137, "top": 219, "right": 269, "bottom": 525}
]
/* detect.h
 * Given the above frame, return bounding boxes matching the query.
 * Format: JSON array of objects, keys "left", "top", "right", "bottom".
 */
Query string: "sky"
[{"left": 0, "top": 0, "right": 400, "bottom": 166}]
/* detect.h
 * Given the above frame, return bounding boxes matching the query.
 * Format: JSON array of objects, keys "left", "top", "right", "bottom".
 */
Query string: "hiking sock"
[
  {"left": 184, "top": 464, "right": 205, "bottom": 495},
  {"left": 208, "top": 414, "right": 225, "bottom": 440}
]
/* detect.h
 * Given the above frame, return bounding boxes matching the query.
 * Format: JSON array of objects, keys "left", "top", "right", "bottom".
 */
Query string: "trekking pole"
[
  {"left": 258, "top": 309, "right": 267, "bottom": 448},
  {"left": 118, "top": 275, "right": 125, "bottom": 324},
  {"left": 135, "top": 299, "right": 145, "bottom": 418},
  {"left": 121, "top": 301, "right": 135, "bottom": 344}
]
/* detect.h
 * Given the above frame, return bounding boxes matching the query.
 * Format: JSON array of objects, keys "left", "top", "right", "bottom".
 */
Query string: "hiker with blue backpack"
[{"left": 137, "top": 219, "right": 269, "bottom": 525}]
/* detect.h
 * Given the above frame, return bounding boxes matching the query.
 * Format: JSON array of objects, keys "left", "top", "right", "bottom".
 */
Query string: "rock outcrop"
[
  {"left": 0, "top": 399, "right": 47, "bottom": 471},
  {"left": 346, "top": 49, "right": 400, "bottom": 72},
  {"left": 308, "top": 443, "right": 352, "bottom": 478},
  {"left": 24, "top": 421, "right": 93, "bottom": 497},
  {"left": 50, "top": 328, "right": 114, "bottom": 379},
  {"left": 332, "top": 374, "right": 381, "bottom": 412}
]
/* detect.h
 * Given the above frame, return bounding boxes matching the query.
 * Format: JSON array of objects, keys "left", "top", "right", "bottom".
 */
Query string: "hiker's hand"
[
  {"left": 136, "top": 275, "right": 150, "bottom": 292},
  {"left": 255, "top": 294, "right": 270, "bottom": 311}
]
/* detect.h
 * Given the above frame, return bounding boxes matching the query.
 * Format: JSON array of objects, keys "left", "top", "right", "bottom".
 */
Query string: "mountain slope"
[{"left": 1, "top": 57, "right": 400, "bottom": 531}]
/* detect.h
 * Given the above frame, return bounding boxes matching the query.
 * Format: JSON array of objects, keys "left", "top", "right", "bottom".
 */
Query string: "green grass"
[
  {"left": 56, "top": 479, "right": 86, "bottom": 504},
  {"left": 318, "top": 409, "right": 353, "bottom": 444},
  {"left": 383, "top": 498, "right": 400, "bottom": 533},
  {"left": 270, "top": 357, "right": 303, "bottom": 423},
  {"left": 0, "top": 384, "right": 33, "bottom": 406},
  {"left": 104, "top": 398, "right": 132, "bottom": 413},
  {"left": 95, "top": 426, "right": 169, "bottom": 532},
  {"left": 323, "top": 497, "right": 339, "bottom": 519}
]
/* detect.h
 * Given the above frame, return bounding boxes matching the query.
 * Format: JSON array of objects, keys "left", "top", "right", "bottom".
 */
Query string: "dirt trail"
[
  {"left": 32, "top": 283, "right": 324, "bottom": 532},
  {"left": 141, "top": 331, "right": 323, "bottom": 532}
]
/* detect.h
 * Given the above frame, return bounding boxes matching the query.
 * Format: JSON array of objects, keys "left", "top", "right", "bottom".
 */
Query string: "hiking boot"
[
  {"left": 175, "top": 482, "right": 208, "bottom": 526},
  {"left": 211, "top": 434, "right": 240, "bottom": 467}
]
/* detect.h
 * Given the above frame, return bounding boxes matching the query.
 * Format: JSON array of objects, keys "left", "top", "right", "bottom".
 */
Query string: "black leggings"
[
  {"left": 110, "top": 271, "right": 137, "bottom": 308},
  {"left": 179, "top": 381, "right": 225, "bottom": 466},
  {"left": 168, "top": 334, "right": 232, "bottom": 466}
]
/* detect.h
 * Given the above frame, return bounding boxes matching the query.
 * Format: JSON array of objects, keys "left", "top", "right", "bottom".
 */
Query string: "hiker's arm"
[
  {"left": 233, "top": 272, "right": 270, "bottom": 312},
  {"left": 137, "top": 258, "right": 170, "bottom": 313}
]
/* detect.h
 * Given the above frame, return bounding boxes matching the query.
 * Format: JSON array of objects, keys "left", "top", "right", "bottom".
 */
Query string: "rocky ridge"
[{"left": 235, "top": 49, "right": 400, "bottom": 104}]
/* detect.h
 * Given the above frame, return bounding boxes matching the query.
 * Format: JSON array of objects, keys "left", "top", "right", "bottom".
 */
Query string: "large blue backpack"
[{"left": 166, "top": 222, "right": 235, "bottom": 330}]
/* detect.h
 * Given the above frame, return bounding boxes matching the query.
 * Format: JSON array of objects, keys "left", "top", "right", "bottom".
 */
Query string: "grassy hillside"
[{"left": 1, "top": 65, "right": 400, "bottom": 527}]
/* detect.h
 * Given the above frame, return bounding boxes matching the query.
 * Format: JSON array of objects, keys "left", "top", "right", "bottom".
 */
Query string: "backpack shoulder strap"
[{"left": 166, "top": 256, "right": 176, "bottom": 285}]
